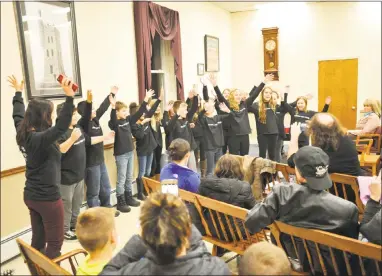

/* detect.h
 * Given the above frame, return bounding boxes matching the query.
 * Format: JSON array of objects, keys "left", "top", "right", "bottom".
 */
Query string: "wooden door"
[{"left": 318, "top": 59, "right": 358, "bottom": 129}]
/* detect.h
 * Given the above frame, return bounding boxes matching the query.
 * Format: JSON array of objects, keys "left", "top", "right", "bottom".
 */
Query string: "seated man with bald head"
[{"left": 288, "top": 113, "right": 361, "bottom": 177}]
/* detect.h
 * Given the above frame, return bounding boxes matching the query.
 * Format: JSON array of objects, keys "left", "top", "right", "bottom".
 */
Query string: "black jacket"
[
  {"left": 198, "top": 177, "right": 256, "bottom": 241},
  {"left": 245, "top": 182, "right": 359, "bottom": 275},
  {"left": 13, "top": 92, "right": 74, "bottom": 201},
  {"left": 360, "top": 199, "right": 381, "bottom": 245},
  {"left": 100, "top": 225, "right": 230, "bottom": 275}
]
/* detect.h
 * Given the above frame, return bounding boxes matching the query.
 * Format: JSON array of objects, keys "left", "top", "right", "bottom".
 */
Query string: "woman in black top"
[
  {"left": 187, "top": 93, "right": 207, "bottom": 176},
  {"left": 210, "top": 74, "right": 273, "bottom": 156},
  {"left": 10, "top": 75, "right": 74, "bottom": 259},
  {"left": 130, "top": 93, "right": 161, "bottom": 200}
]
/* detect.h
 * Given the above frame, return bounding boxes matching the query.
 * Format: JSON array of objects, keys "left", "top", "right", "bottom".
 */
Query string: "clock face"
[{"left": 265, "top": 39, "right": 276, "bottom": 51}]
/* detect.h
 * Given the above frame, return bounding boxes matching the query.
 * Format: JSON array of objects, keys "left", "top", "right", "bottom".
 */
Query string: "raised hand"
[
  {"left": 70, "top": 128, "right": 82, "bottom": 141},
  {"left": 284, "top": 85, "right": 290, "bottom": 94},
  {"left": 87, "top": 89, "right": 93, "bottom": 103},
  {"left": 109, "top": 94, "right": 116, "bottom": 108},
  {"left": 208, "top": 73, "right": 217, "bottom": 87},
  {"left": 189, "top": 123, "right": 195, "bottom": 128},
  {"left": 200, "top": 76, "right": 208, "bottom": 86},
  {"left": 264, "top": 74, "right": 274, "bottom": 83},
  {"left": 325, "top": 96, "right": 332, "bottom": 105},
  {"left": 7, "top": 75, "right": 24, "bottom": 92},
  {"left": 166, "top": 101, "right": 174, "bottom": 111},
  {"left": 305, "top": 93, "right": 314, "bottom": 100},
  {"left": 145, "top": 89, "right": 155, "bottom": 102},
  {"left": 111, "top": 86, "right": 119, "bottom": 95},
  {"left": 61, "top": 77, "right": 75, "bottom": 97}
]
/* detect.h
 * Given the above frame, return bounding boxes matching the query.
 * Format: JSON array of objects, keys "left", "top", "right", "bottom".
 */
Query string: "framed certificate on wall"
[{"left": 204, "top": 35, "right": 219, "bottom": 72}]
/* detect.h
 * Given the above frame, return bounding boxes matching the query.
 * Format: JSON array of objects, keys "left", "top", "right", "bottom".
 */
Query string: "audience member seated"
[
  {"left": 100, "top": 192, "right": 230, "bottom": 275},
  {"left": 348, "top": 99, "right": 381, "bottom": 135},
  {"left": 239, "top": 242, "right": 292, "bottom": 276},
  {"left": 160, "top": 138, "right": 200, "bottom": 193},
  {"left": 76, "top": 207, "right": 117, "bottom": 275},
  {"left": 360, "top": 175, "right": 381, "bottom": 245},
  {"left": 198, "top": 154, "right": 255, "bottom": 245},
  {"left": 246, "top": 146, "right": 359, "bottom": 275},
  {"left": 288, "top": 113, "right": 364, "bottom": 203}
]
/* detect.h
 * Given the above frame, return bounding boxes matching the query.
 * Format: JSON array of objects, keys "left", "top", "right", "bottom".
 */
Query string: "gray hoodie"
[{"left": 100, "top": 225, "right": 230, "bottom": 275}]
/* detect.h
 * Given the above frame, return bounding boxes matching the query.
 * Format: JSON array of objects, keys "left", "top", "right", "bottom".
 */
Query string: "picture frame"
[
  {"left": 204, "top": 35, "right": 219, "bottom": 72},
  {"left": 197, "top": 63, "right": 205, "bottom": 76},
  {"left": 15, "top": 1, "right": 82, "bottom": 99}
]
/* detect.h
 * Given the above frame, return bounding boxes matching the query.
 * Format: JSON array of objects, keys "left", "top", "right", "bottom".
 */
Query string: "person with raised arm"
[
  {"left": 57, "top": 91, "right": 114, "bottom": 241},
  {"left": 10, "top": 75, "right": 74, "bottom": 259},
  {"left": 77, "top": 87, "right": 119, "bottom": 216},
  {"left": 129, "top": 90, "right": 162, "bottom": 201},
  {"left": 108, "top": 89, "right": 155, "bottom": 211},
  {"left": 163, "top": 89, "right": 199, "bottom": 171},
  {"left": 209, "top": 73, "right": 274, "bottom": 156}
]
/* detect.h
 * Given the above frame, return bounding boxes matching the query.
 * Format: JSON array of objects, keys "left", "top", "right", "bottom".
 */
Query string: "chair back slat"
[
  {"left": 314, "top": 242, "right": 328, "bottom": 275},
  {"left": 358, "top": 255, "right": 366, "bottom": 275},
  {"left": 216, "top": 211, "right": 230, "bottom": 242},
  {"left": 302, "top": 238, "right": 315, "bottom": 274},
  {"left": 342, "top": 251, "right": 352, "bottom": 275},
  {"left": 224, "top": 213, "right": 238, "bottom": 244},
  {"left": 233, "top": 217, "right": 244, "bottom": 242},
  {"left": 328, "top": 247, "right": 340, "bottom": 275},
  {"left": 208, "top": 208, "right": 222, "bottom": 240},
  {"left": 16, "top": 239, "right": 71, "bottom": 276}
]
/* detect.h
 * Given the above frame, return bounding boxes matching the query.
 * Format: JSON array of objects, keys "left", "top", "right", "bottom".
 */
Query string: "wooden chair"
[
  {"left": 269, "top": 221, "right": 382, "bottom": 276},
  {"left": 356, "top": 125, "right": 382, "bottom": 154},
  {"left": 142, "top": 176, "right": 161, "bottom": 194},
  {"left": 356, "top": 138, "right": 374, "bottom": 155},
  {"left": 16, "top": 238, "right": 87, "bottom": 276},
  {"left": 328, "top": 173, "right": 365, "bottom": 220},
  {"left": 181, "top": 189, "right": 269, "bottom": 256}
]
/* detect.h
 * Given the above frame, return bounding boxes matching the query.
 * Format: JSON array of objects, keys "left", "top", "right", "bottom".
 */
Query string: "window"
[
  {"left": 48, "top": 37, "right": 50, "bottom": 43},
  {"left": 51, "top": 36, "right": 54, "bottom": 43},
  {"left": 51, "top": 49, "right": 54, "bottom": 56},
  {"left": 46, "top": 49, "right": 49, "bottom": 57},
  {"left": 50, "top": 65, "right": 53, "bottom": 74}
]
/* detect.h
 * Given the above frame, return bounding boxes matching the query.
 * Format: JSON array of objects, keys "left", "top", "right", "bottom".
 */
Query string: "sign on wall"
[{"left": 204, "top": 35, "right": 219, "bottom": 72}]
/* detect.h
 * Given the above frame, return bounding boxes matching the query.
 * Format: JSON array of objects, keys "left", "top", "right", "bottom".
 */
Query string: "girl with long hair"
[
  {"left": 209, "top": 73, "right": 274, "bottom": 156},
  {"left": 10, "top": 75, "right": 74, "bottom": 259}
]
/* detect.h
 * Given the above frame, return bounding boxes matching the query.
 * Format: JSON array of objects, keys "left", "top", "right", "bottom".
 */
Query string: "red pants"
[{"left": 24, "top": 199, "right": 64, "bottom": 259}]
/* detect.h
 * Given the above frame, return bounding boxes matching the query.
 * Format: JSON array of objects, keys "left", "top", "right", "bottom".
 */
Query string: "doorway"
[{"left": 318, "top": 58, "right": 358, "bottom": 129}]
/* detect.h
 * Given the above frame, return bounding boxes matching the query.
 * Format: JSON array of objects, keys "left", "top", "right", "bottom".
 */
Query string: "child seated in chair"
[{"left": 76, "top": 207, "right": 117, "bottom": 275}]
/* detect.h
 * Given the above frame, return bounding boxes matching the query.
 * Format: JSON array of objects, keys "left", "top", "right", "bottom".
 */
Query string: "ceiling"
[{"left": 210, "top": 1, "right": 259, "bottom": 13}]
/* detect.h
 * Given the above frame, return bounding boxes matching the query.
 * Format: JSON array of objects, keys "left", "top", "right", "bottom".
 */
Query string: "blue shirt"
[{"left": 160, "top": 163, "right": 200, "bottom": 193}]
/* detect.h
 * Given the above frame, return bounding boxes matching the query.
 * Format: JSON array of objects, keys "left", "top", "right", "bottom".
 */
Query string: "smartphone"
[
  {"left": 161, "top": 179, "right": 179, "bottom": 196},
  {"left": 57, "top": 74, "right": 78, "bottom": 92}
]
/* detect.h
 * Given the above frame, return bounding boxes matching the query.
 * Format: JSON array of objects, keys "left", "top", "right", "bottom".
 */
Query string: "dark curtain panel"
[{"left": 134, "top": 1, "right": 184, "bottom": 101}]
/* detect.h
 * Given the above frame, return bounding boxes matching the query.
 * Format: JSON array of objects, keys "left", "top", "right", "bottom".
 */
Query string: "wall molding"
[{"left": 1, "top": 143, "right": 114, "bottom": 178}]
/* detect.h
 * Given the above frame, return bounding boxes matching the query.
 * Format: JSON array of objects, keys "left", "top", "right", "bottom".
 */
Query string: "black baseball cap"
[{"left": 294, "top": 146, "right": 332, "bottom": 191}]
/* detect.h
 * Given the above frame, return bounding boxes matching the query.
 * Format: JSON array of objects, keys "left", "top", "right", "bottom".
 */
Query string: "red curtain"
[{"left": 134, "top": 1, "right": 184, "bottom": 101}]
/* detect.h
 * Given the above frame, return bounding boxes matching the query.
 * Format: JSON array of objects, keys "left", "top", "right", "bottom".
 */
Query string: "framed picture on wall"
[
  {"left": 14, "top": 1, "right": 82, "bottom": 99},
  {"left": 204, "top": 35, "right": 219, "bottom": 72},
  {"left": 197, "top": 63, "right": 204, "bottom": 76}
]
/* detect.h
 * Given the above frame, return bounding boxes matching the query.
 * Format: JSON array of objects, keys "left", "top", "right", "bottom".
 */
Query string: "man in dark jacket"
[
  {"left": 100, "top": 224, "right": 230, "bottom": 275},
  {"left": 245, "top": 146, "right": 359, "bottom": 275}
]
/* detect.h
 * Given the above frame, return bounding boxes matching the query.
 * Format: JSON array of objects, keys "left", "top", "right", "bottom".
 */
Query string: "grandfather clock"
[{"left": 262, "top": 27, "right": 279, "bottom": 80}]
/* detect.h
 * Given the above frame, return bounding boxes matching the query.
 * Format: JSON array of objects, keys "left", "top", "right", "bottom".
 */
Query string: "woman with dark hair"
[
  {"left": 10, "top": 75, "right": 74, "bottom": 259},
  {"left": 101, "top": 192, "right": 230, "bottom": 275},
  {"left": 198, "top": 154, "right": 255, "bottom": 256},
  {"left": 160, "top": 138, "right": 200, "bottom": 193}
]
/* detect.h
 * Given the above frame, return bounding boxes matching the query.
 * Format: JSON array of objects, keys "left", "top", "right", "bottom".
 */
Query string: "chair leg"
[{"left": 212, "top": 244, "right": 218, "bottom": 256}]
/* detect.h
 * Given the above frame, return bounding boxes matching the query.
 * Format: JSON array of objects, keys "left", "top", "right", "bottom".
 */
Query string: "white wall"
[
  {"left": 1, "top": 1, "right": 232, "bottom": 170},
  {"left": 231, "top": 2, "right": 381, "bottom": 116}
]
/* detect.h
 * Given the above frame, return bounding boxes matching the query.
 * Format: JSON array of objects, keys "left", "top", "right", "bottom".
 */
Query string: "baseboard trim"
[{"left": 0, "top": 185, "right": 132, "bottom": 264}]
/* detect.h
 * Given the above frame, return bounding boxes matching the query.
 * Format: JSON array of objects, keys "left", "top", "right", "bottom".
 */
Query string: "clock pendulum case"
[{"left": 262, "top": 27, "right": 279, "bottom": 80}]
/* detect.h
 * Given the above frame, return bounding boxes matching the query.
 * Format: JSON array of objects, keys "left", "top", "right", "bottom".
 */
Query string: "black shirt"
[
  {"left": 78, "top": 94, "right": 111, "bottom": 167},
  {"left": 288, "top": 135, "right": 361, "bottom": 176},
  {"left": 12, "top": 92, "right": 74, "bottom": 201},
  {"left": 250, "top": 102, "right": 279, "bottom": 135},
  {"left": 275, "top": 93, "right": 294, "bottom": 140},
  {"left": 108, "top": 101, "right": 148, "bottom": 156},
  {"left": 151, "top": 121, "right": 163, "bottom": 149},
  {"left": 215, "top": 83, "right": 265, "bottom": 136},
  {"left": 132, "top": 122, "right": 158, "bottom": 156},
  {"left": 186, "top": 98, "right": 204, "bottom": 138},
  {"left": 58, "top": 127, "right": 89, "bottom": 185},
  {"left": 199, "top": 111, "right": 230, "bottom": 150},
  {"left": 163, "top": 96, "right": 198, "bottom": 151},
  {"left": 291, "top": 103, "right": 330, "bottom": 124}
]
